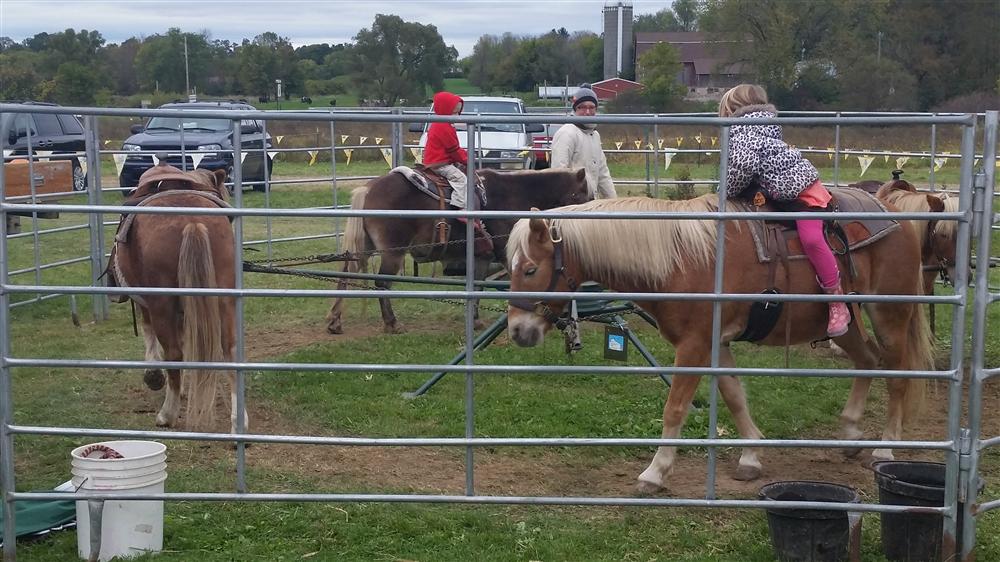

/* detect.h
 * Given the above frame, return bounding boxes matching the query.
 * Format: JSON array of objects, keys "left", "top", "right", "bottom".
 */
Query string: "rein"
[{"left": 509, "top": 223, "right": 579, "bottom": 331}]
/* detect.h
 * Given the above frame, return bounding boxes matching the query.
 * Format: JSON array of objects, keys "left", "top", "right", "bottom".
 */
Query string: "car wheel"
[{"left": 72, "top": 161, "right": 86, "bottom": 191}]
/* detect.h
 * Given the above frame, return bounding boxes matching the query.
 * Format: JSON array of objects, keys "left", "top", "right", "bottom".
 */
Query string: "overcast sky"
[{"left": 1, "top": 0, "right": 669, "bottom": 57}]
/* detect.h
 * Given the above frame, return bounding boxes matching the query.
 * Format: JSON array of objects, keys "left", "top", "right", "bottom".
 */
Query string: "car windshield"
[
  {"left": 456, "top": 101, "right": 523, "bottom": 133},
  {"left": 145, "top": 115, "right": 232, "bottom": 133}
]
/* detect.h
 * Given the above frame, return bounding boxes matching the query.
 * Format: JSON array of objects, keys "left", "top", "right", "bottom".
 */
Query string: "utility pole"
[
  {"left": 184, "top": 36, "right": 191, "bottom": 99},
  {"left": 877, "top": 31, "right": 883, "bottom": 65}
]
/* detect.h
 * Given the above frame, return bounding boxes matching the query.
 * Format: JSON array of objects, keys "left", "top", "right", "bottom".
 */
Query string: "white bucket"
[{"left": 70, "top": 440, "right": 167, "bottom": 561}]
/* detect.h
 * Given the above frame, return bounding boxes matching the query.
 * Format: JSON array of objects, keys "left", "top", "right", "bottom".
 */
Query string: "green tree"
[
  {"left": 637, "top": 43, "right": 686, "bottom": 111},
  {"left": 0, "top": 50, "right": 43, "bottom": 99},
  {"left": 351, "top": 14, "right": 455, "bottom": 106},
  {"left": 48, "top": 61, "right": 100, "bottom": 105},
  {"left": 634, "top": 8, "right": 683, "bottom": 32},
  {"left": 134, "top": 29, "right": 210, "bottom": 94}
]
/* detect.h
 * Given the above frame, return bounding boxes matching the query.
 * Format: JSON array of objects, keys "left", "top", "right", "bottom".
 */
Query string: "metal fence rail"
[{"left": 0, "top": 105, "right": 997, "bottom": 561}]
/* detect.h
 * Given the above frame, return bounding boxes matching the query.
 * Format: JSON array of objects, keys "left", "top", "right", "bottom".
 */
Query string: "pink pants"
[{"left": 796, "top": 219, "right": 840, "bottom": 288}]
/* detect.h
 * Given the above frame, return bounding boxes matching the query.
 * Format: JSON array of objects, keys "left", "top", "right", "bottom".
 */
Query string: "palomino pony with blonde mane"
[
  {"left": 875, "top": 177, "right": 962, "bottom": 294},
  {"left": 505, "top": 196, "right": 935, "bottom": 493},
  {"left": 108, "top": 163, "right": 246, "bottom": 433}
]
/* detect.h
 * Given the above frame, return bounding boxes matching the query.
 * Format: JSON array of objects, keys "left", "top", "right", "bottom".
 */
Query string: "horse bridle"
[
  {"left": 923, "top": 218, "right": 954, "bottom": 286},
  {"left": 508, "top": 222, "right": 579, "bottom": 331}
]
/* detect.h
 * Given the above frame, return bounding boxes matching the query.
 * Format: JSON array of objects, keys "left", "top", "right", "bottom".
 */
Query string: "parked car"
[
  {"left": 530, "top": 122, "right": 561, "bottom": 170},
  {"left": 408, "top": 96, "right": 544, "bottom": 170},
  {"left": 2, "top": 101, "right": 88, "bottom": 191},
  {"left": 118, "top": 99, "right": 273, "bottom": 191}
]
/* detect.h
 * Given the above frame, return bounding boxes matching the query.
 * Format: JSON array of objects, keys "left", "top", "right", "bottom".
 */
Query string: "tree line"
[{"left": 0, "top": 1, "right": 996, "bottom": 112}]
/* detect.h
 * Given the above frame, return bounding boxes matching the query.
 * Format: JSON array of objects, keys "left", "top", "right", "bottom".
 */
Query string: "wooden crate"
[{"left": 3, "top": 160, "right": 73, "bottom": 199}]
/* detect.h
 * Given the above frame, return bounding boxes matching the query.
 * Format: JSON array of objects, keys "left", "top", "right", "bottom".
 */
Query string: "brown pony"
[
  {"left": 109, "top": 163, "right": 246, "bottom": 433},
  {"left": 505, "top": 196, "right": 935, "bottom": 493},
  {"left": 325, "top": 167, "right": 590, "bottom": 334},
  {"left": 875, "top": 178, "right": 962, "bottom": 293}
]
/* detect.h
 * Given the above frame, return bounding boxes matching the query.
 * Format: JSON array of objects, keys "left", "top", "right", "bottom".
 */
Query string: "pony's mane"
[
  {"left": 877, "top": 187, "right": 957, "bottom": 239},
  {"left": 508, "top": 195, "right": 719, "bottom": 288}
]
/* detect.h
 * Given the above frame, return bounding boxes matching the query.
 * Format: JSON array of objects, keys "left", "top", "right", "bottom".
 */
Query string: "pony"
[
  {"left": 108, "top": 163, "right": 246, "bottom": 434},
  {"left": 325, "top": 167, "right": 590, "bottom": 334},
  {"left": 505, "top": 196, "right": 935, "bottom": 493},
  {"left": 875, "top": 178, "right": 962, "bottom": 293}
]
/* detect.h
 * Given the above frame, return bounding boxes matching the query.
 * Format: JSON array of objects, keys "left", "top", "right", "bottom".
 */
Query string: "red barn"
[{"left": 591, "top": 77, "right": 645, "bottom": 101}]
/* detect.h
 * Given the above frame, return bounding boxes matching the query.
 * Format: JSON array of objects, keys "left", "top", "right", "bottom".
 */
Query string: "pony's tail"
[
  {"left": 902, "top": 280, "right": 936, "bottom": 426},
  {"left": 178, "top": 223, "right": 224, "bottom": 431},
  {"left": 342, "top": 185, "right": 370, "bottom": 274}
]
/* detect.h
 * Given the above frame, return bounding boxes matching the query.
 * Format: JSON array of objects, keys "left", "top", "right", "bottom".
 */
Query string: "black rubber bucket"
[
  {"left": 872, "top": 461, "right": 959, "bottom": 562},
  {"left": 759, "top": 481, "right": 861, "bottom": 562}
]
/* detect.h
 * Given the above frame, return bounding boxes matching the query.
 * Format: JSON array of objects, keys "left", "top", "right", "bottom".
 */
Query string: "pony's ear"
[
  {"left": 528, "top": 212, "right": 548, "bottom": 242},
  {"left": 210, "top": 169, "right": 228, "bottom": 192},
  {"left": 926, "top": 194, "right": 945, "bottom": 212},
  {"left": 575, "top": 168, "right": 587, "bottom": 183}
]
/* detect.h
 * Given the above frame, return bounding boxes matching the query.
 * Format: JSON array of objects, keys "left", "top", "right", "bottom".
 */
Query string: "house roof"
[{"left": 634, "top": 31, "right": 751, "bottom": 75}]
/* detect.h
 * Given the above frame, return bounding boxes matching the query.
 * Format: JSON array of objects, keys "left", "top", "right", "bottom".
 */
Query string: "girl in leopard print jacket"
[{"left": 720, "top": 84, "right": 849, "bottom": 338}]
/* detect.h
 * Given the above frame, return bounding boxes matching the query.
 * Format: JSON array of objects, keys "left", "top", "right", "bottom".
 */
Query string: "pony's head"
[
  {"left": 133, "top": 164, "right": 229, "bottom": 201},
  {"left": 877, "top": 180, "right": 964, "bottom": 285},
  {"left": 506, "top": 211, "right": 576, "bottom": 347}
]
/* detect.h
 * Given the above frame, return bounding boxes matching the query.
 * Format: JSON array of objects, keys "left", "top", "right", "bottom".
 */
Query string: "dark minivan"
[
  {"left": 118, "top": 99, "right": 273, "bottom": 191},
  {"left": 2, "top": 101, "right": 88, "bottom": 191}
]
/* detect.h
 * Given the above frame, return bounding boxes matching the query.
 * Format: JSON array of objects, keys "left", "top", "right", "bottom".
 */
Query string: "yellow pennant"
[
  {"left": 646, "top": 143, "right": 654, "bottom": 151},
  {"left": 974, "top": 158, "right": 980, "bottom": 168},
  {"left": 308, "top": 150, "right": 319, "bottom": 166},
  {"left": 857, "top": 154, "right": 875, "bottom": 177},
  {"left": 895, "top": 156, "right": 909, "bottom": 169},
  {"left": 112, "top": 153, "right": 127, "bottom": 176},
  {"left": 359, "top": 136, "right": 368, "bottom": 144},
  {"left": 676, "top": 137, "right": 684, "bottom": 147},
  {"left": 657, "top": 138, "right": 664, "bottom": 149},
  {"left": 410, "top": 147, "right": 422, "bottom": 162},
  {"left": 343, "top": 148, "right": 353, "bottom": 166},
  {"left": 933, "top": 156, "right": 948, "bottom": 172},
  {"left": 104, "top": 140, "right": 111, "bottom": 146},
  {"left": 884, "top": 155, "right": 891, "bottom": 163},
  {"left": 711, "top": 137, "right": 718, "bottom": 147},
  {"left": 275, "top": 135, "right": 284, "bottom": 145},
  {"left": 381, "top": 148, "right": 393, "bottom": 167},
  {"left": 694, "top": 134, "right": 703, "bottom": 144},
  {"left": 375, "top": 137, "right": 384, "bottom": 145},
  {"left": 615, "top": 141, "right": 623, "bottom": 150},
  {"left": 634, "top": 139, "right": 642, "bottom": 149},
  {"left": 341, "top": 135, "right": 349, "bottom": 144},
  {"left": 843, "top": 152, "right": 850, "bottom": 161},
  {"left": 664, "top": 149, "right": 677, "bottom": 171},
  {"left": 827, "top": 148, "right": 834, "bottom": 160}
]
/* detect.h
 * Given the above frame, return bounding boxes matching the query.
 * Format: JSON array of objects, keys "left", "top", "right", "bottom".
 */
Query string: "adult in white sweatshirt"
[{"left": 550, "top": 85, "right": 617, "bottom": 199}]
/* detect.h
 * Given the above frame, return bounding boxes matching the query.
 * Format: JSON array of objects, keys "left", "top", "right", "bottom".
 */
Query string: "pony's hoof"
[
  {"left": 636, "top": 478, "right": 662, "bottom": 495},
  {"left": 871, "top": 449, "right": 894, "bottom": 463},
  {"left": 384, "top": 322, "right": 406, "bottom": 334},
  {"left": 326, "top": 320, "right": 343, "bottom": 334},
  {"left": 143, "top": 369, "right": 165, "bottom": 391},
  {"left": 733, "top": 464, "right": 762, "bottom": 481},
  {"left": 155, "top": 415, "right": 173, "bottom": 427}
]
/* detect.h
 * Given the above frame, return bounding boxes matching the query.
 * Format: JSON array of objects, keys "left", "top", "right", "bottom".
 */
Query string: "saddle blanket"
[
  {"left": 390, "top": 165, "right": 486, "bottom": 208},
  {"left": 734, "top": 186, "right": 900, "bottom": 263}
]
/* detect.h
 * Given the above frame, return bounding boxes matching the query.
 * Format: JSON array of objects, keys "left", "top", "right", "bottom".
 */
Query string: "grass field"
[{"left": 5, "top": 160, "right": 1000, "bottom": 560}]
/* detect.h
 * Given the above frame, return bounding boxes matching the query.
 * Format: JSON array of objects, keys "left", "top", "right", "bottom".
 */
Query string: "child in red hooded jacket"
[{"left": 423, "top": 91, "right": 470, "bottom": 210}]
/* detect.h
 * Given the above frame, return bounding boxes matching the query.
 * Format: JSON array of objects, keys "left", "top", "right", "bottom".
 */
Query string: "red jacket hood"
[{"left": 432, "top": 92, "right": 463, "bottom": 116}]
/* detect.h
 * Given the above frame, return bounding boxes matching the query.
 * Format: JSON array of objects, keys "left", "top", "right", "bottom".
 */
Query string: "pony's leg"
[
  {"left": 376, "top": 251, "right": 406, "bottom": 334},
  {"left": 325, "top": 260, "right": 354, "bottom": 335},
  {"left": 833, "top": 323, "right": 882, "bottom": 457},
  {"left": 152, "top": 310, "right": 184, "bottom": 428},
  {"left": 139, "top": 308, "right": 166, "bottom": 391},
  {"left": 717, "top": 347, "right": 765, "bottom": 481},
  {"left": 637, "top": 345, "right": 707, "bottom": 493}
]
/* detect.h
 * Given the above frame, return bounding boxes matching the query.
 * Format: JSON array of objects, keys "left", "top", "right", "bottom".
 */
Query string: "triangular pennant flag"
[
  {"left": 895, "top": 156, "right": 909, "bottom": 169},
  {"left": 517, "top": 150, "right": 529, "bottom": 157},
  {"left": 974, "top": 158, "right": 980, "bottom": 168},
  {"left": 343, "top": 148, "right": 353, "bottom": 166},
  {"left": 634, "top": 139, "right": 642, "bottom": 149},
  {"left": 341, "top": 135, "right": 349, "bottom": 144},
  {"left": 380, "top": 147, "right": 393, "bottom": 167},
  {"left": 79, "top": 156, "right": 87, "bottom": 175},
  {"left": 857, "top": 154, "right": 875, "bottom": 177},
  {"left": 843, "top": 152, "right": 850, "bottom": 161},
  {"left": 3, "top": 149, "right": 12, "bottom": 158},
  {"left": 359, "top": 136, "right": 368, "bottom": 144},
  {"left": 375, "top": 137, "right": 384, "bottom": 145},
  {"left": 614, "top": 141, "right": 623, "bottom": 150},
  {"left": 694, "top": 134, "right": 703, "bottom": 144},
  {"left": 267, "top": 151, "right": 279, "bottom": 162},
  {"left": 191, "top": 153, "right": 205, "bottom": 169},
  {"left": 240, "top": 152, "right": 248, "bottom": 163},
  {"left": 827, "top": 148, "right": 834, "bottom": 160},
  {"left": 711, "top": 137, "right": 718, "bottom": 147},
  {"left": 275, "top": 135, "right": 284, "bottom": 145},
  {"left": 933, "top": 157, "right": 948, "bottom": 172},
  {"left": 36, "top": 150, "right": 52, "bottom": 162},
  {"left": 676, "top": 137, "right": 684, "bottom": 147},
  {"left": 308, "top": 150, "right": 319, "bottom": 166},
  {"left": 410, "top": 147, "right": 422, "bottom": 162},
  {"left": 663, "top": 148, "right": 677, "bottom": 171},
  {"left": 646, "top": 143, "right": 654, "bottom": 150},
  {"left": 657, "top": 138, "right": 664, "bottom": 149},
  {"left": 112, "top": 153, "right": 127, "bottom": 176},
  {"left": 884, "top": 155, "right": 891, "bottom": 163},
  {"left": 103, "top": 140, "right": 111, "bottom": 146},
  {"left": 151, "top": 154, "right": 160, "bottom": 166}
]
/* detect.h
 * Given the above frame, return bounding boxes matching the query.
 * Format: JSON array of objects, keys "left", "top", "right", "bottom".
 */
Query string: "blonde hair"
[{"left": 719, "top": 84, "right": 769, "bottom": 117}]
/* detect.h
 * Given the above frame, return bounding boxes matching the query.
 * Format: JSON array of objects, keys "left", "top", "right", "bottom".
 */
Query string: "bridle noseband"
[{"left": 509, "top": 223, "right": 579, "bottom": 331}]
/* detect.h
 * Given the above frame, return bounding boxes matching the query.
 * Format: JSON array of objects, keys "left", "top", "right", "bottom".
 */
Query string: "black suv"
[
  {"left": 2, "top": 101, "right": 88, "bottom": 191},
  {"left": 119, "top": 100, "right": 273, "bottom": 191}
]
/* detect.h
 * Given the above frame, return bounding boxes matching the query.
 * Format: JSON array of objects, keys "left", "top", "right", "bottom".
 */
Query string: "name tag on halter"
[{"left": 603, "top": 325, "right": 628, "bottom": 362}]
